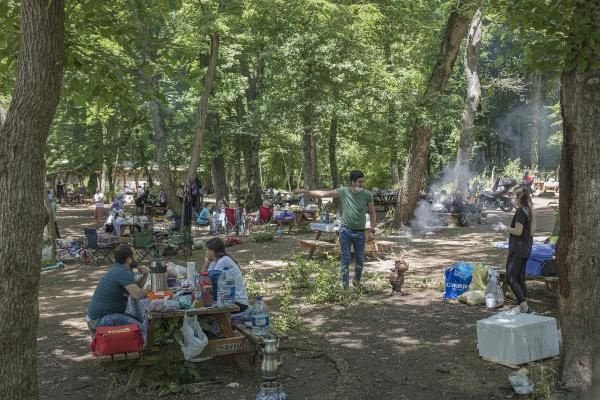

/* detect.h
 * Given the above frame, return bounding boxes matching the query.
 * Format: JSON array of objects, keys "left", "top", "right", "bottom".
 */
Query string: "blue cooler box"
[{"left": 526, "top": 244, "right": 555, "bottom": 276}]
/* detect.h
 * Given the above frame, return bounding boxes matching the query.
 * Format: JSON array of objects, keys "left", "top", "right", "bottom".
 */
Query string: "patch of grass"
[{"left": 531, "top": 364, "right": 558, "bottom": 399}]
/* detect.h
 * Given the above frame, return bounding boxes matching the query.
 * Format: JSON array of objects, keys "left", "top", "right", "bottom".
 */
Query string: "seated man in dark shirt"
[{"left": 86, "top": 245, "right": 149, "bottom": 337}]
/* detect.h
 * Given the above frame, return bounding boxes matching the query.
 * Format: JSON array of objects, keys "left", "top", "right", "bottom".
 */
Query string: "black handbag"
[{"left": 542, "top": 260, "right": 558, "bottom": 276}]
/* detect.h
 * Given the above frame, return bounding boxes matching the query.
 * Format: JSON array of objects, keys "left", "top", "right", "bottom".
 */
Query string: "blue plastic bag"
[{"left": 443, "top": 262, "right": 474, "bottom": 299}]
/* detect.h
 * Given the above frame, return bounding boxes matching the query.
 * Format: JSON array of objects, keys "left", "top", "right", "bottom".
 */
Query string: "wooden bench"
[
  {"left": 496, "top": 270, "right": 559, "bottom": 294},
  {"left": 299, "top": 239, "right": 339, "bottom": 258},
  {"left": 299, "top": 238, "right": 395, "bottom": 259},
  {"left": 233, "top": 324, "right": 288, "bottom": 363},
  {"left": 365, "top": 240, "right": 395, "bottom": 259}
]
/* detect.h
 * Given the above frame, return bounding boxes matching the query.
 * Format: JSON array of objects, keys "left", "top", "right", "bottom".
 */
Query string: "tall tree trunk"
[
  {"left": 530, "top": 70, "right": 542, "bottom": 167},
  {"left": 0, "top": 105, "right": 6, "bottom": 126},
  {"left": 208, "top": 112, "right": 228, "bottom": 205},
  {"left": 44, "top": 189, "right": 59, "bottom": 254},
  {"left": 149, "top": 99, "right": 178, "bottom": 211},
  {"left": 311, "top": 126, "right": 319, "bottom": 188},
  {"left": 0, "top": 1, "right": 64, "bottom": 398},
  {"left": 453, "top": 8, "right": 483, "bottom": 193},
  {"left": 234, "top": 137, "right": 242, "bottom": 205},
  {"left": 557, "top": 2, "right": 600, "bottom": 393},
  {"left": 394, "top": 0, "right": 480, "bottom": 225},
  {"left": 328, "top": 113, "right": 340, "bottom": 188},
  {"left": 240, "top": 57, "right": 263, "bottom": 210},
  {"left": 187, "top": 32, "right": 220, "bottom": 182},
  {"left": 302, "top": 103, "right": 316, "bottom": 189}
]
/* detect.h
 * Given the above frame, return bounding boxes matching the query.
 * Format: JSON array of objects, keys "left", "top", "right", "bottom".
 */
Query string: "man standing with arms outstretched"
[{"left": 295, "top": 170, "right": 376, "bottom": 291}]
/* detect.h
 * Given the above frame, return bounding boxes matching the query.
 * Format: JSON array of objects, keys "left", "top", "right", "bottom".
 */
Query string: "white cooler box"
[{"left": 477, "top": 312, "right": 560, "bottom": 365}]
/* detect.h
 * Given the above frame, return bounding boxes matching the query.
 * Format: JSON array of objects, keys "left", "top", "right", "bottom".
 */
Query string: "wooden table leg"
[
  {"left": 308, "top": 231, "right": 322, "bottom": 259},
  {"left": 215, "top": 314, "right": 252, "bottom": 372}
]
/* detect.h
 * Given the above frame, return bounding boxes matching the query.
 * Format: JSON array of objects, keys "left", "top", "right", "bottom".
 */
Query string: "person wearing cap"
[{"left": 294, "top": 170, "right": 376, "bottom": 291}]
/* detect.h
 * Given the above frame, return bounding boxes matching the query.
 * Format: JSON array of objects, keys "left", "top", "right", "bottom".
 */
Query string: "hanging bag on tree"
[
  {"left": 178, "top": 313, "right": 208, "bottom": 361},
  {"left": 484, "top": 269, "right": 504, "bottom": 309}
]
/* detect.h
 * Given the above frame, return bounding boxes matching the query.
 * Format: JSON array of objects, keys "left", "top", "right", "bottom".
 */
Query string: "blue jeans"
[
  {"left": 339, "top": 226, "right": 366, "bottom": 288},
  {"left": 89, "top": 313, "right": 142, "bottom": 336}
]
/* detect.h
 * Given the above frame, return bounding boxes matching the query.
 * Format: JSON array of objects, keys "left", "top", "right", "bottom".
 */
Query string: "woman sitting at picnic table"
[{"left": 202, "top": 238, "right": 249, "bottom": 313}]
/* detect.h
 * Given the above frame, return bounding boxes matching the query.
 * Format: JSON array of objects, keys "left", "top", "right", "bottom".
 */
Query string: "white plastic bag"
[
  {"left": 41, "top": 243, "right": 53, "bottom": 260},
  {"left": 484, "top": 269, "right": 504, "bottom": 309},
  {"left": 178, "top": 314, "right": 208, "bottom": 361}
]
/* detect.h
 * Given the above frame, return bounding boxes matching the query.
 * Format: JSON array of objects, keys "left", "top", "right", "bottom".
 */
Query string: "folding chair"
[
  {"left": 84, "top": 228, "right": 117, "bottom": 266},
  {"left": 164, "top": 226, "right": 193, "bottom": 257},
  {"left": 259, "top": 206, "right": 271, "bottom": 223},
  {"left": 225, "top": 207, "right": 247, "bottom": 235},
  {"left": 132, "top": 230, "right": 158, "bottom": 262}
]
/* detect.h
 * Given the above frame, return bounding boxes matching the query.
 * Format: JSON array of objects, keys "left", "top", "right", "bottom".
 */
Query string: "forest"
[{"left": 0, "top": 1, "right": 598, "bottom": 399}]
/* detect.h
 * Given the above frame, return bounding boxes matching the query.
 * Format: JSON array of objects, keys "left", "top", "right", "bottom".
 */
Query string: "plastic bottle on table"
[
  {"left": 251, "top": 295, "right": 270, "bottom": 336},
  {"left": 299, "top": 196, "right": 305, "bottom": 209},
  {"left": 217, "top": 267, "right": 236, "bottom": 307},
  {"left": 199, "top": 271, "right": 213, "bottom": 307}
]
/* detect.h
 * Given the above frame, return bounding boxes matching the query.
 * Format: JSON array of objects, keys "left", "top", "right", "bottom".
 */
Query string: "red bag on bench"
[{"left": 91, "top": 324, "right": 143, "bottom": 356}]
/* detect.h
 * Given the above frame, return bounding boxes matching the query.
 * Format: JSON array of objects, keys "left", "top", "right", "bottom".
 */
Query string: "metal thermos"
[
  {"left": 261, "top": 337, "right": 281, "bottom": 381},
  {"left": 150, "top": 258, "right": 167, "bottom": 292}
]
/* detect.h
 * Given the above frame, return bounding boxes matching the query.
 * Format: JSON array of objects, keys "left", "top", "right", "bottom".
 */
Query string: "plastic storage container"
[{"left": 477, "top": 312, "right": 560, "bottom": 365}]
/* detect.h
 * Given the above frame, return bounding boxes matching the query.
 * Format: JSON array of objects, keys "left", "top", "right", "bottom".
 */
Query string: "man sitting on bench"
[
  {"left": 86, "top": 245, "right": 149, "bottom": 338},
  {"left": 294, "top": 169, "right": 376, "bottom": 292}
]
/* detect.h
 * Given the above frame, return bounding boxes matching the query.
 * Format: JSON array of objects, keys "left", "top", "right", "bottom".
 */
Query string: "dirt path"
[{"left": 37, "top": 198, "right": 560, "bottom": 399}]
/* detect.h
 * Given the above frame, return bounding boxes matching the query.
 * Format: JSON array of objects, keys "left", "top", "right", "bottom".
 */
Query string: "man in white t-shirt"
[{"left": 94, "top": 188, "right": 104, "bottom": 224}]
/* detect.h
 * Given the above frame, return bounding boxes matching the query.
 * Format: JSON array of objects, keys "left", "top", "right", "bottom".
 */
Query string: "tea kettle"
[{"left": 150, "top": 257, "right": 167, "bottom": 292}]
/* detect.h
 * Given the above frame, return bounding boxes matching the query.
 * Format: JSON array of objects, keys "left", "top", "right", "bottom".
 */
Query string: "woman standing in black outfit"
[{"left": 498, "top": 186, "right": 536, "bottom": 313}]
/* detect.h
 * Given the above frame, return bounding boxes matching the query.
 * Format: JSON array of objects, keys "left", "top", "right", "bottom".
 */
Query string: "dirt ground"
[{"left": 37, "top": 197, "right": 563, "bottom": 400}]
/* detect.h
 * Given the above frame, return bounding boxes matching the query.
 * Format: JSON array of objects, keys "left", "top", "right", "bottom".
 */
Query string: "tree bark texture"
[
  {"left": 394, "top": 0, "right": 480, "bottom": 225},
  {"left": 302, "top": 102, "right": 317, "bottom": 189},
  {"left": 557, "top": 2, "right": 600, "bottom": 392},
  {"left": 149, "top": 99, "right": 179, "bottom": 212},
  {"left": 328, "top": 113, "right": 339, "bottom": 189},
  {"left": 0, "top": 1, "right": 64, "bottom": 398},
  {"left": 208, "top": 113, "right": 228, "bottom": 205},
  {"left": 188, "top": 32, "right": 220, "bottom": 182},
  {"left": 240, "top": 59, "right": 263, "bottom": 210},
  {"left": 530, "top": 70, "right": 542, "bottom": 167},
  {"left": 453, "top": 8, "right": 483, "bottom": 193}
]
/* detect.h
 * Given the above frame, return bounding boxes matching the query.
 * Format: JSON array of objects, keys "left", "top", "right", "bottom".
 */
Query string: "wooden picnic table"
[
  {"left": 299, "top": 224, "right": 394, "bottom": 259},
  {"left": 97, "top": 304, "right": 254, "bottom": 387}
]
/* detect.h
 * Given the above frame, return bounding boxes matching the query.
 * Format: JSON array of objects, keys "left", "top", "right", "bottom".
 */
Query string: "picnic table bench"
[
  {"left": 300, "top": 226, "right": 395, "bottom": 259},
  {"left": 496, "top": 270, "right": 559, "bottom": 294},
  {"left": 96, "top": 305, "right": 257, "bottom": 386}
]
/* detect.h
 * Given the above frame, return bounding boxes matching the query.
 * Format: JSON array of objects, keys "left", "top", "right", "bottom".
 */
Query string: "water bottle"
[
  {"left": 251, "top": 295, "right": 270, "bottom": 336},
  {"left": 217, "top": 267, "right": 236, "bottom": 306},
  {"left": 299, "top": 196, "right": 305, "bottom": 209}
]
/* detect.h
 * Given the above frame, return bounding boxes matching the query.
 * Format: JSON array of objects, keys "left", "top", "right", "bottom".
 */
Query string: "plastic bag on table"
[
  {"left": 484, "top": 269, "right": 504, "bottom": 309},
  {"left": 178, "top": 314, "right": 208, "bottom": 361}
]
